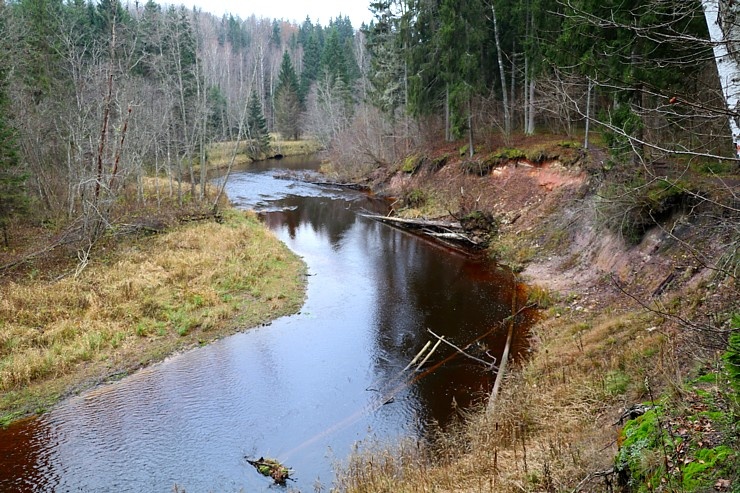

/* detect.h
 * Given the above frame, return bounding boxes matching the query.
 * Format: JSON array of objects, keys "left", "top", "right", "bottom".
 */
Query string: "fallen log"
[
  {"left": 423, "top": 230, "right": 482, "bottom": 246},
  {"left": 273, "top": 171, "right": 371, "bottom": 191},
  {"left": 246, "top": 457, "right": 293, "bottom": 485},
  {"left": 361, "top": 213, "right": 486, "bottom": 246},
  {"left": 360, "top": 213, "right": 461, "bottom": 230},
  {"left": 487, "top": 277, "right": 518, "bottom": 414},
  {"left": 312, "top": 180, "right": 371, "bottom": 191}
]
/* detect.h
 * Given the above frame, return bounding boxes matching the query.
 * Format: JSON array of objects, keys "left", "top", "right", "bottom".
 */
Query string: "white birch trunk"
[
  {"left": 491, "top": 4, "right": 511, "bottom": 137},
  {"left": 527, "top": 78, "right": 535, "bottom": 134},
  {"left": 703, "top": 0, "right": 740, "bottom": 156}
]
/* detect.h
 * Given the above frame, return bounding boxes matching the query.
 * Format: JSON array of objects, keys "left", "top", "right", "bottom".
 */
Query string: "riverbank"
[
  {"left": 0, "top": 206, "right": 306, "bottom": 427},
  {"left": 205, "top": 137, "right": 323, "bottom": 170},
  {"left": 331, "top": 134, "right": 739, "bottom": 492}
]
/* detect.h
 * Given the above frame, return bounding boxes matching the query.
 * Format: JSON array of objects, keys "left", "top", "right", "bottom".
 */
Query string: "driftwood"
[
  {"left": 273, "top": 171, "right": 371, "bottom": 191},
  {"left": 487, "top": 279, "right": 519, "bottom": 414},
  {"left": 311, "top": 180, "right": 370, "bottom": 191},
  {"left": 427, "top": 329, "right": 498, "bottom": 371},
  {"left": 361, "top": 213, "right": 461, "bottom": 229},
  {"left": 361, "top": 213, "right": 482, "bottom": 246},
  {"left": 246, "top": 457, "right": 293, "bottom": 485}
]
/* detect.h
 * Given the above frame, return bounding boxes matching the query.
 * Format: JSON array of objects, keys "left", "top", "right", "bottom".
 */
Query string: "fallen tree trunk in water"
[{"left": 360, "top": 213, "right": 483, "bottom": 246}]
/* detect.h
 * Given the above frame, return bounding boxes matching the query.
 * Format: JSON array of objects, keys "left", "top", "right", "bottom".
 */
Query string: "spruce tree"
[
  {"left": 274, "top": 51, "right": 301, "bottom": 140},
  {"left": 0, "top": 6, "right": 27, "bottom": 246},
  {"left": 246, "top": 91, "right": 271, "bottom": 159},
  {"left": 300, "top": 32, "right": 321, "bottom": 101},
  {"left": 438, "top": 0, "right": 486, "bottom": 139}
]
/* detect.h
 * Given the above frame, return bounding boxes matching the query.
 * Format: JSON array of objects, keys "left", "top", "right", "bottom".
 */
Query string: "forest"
[
  {"left": 0, "top": 0, "right": 738, "bottom": 491},
  {"left": 0, "top": 0, "right": 737, "bottom": 242},
  {"left": 0, "top": 0, "right": 365, "bottom": 249}
]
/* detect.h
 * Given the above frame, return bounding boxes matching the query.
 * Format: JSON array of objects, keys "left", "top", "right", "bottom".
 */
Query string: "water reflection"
[{"left": 0, "top": 156, "right": 532, "bottom": 492}]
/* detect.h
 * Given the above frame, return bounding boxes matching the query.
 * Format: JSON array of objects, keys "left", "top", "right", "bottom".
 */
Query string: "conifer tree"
[
  {"left": 365, "top": 0, "right": 414, "bottom": 119},
  {"left": 0, "top": 6, "right": 27, "bottom": 246},
  {"left": 275, "top": 51, "right": 301, "bottom": 140},
  {"left": 246, "top": 91, "right": 271, "bottom": 159},
  {"left": 439, "top": 0, "right": 486, "bottom": 142},
  {"left": 300, "top": 31, "right": 321, "bottom": 100}
]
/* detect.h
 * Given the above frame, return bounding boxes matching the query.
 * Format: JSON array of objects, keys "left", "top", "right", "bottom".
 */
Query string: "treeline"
[
  {"left": 1, "top": 0, "right": 737, "bottom": 249},
  {"left": 360, "top": 0, "right": 730, "bottom": 161},
  {"left": 0, "top": 0, "right": 364, "bottom": 246}
]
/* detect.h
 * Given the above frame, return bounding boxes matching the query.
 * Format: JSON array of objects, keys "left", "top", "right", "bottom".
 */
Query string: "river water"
[{"left": 0, "top": 156, "right": 529, "bottom": 492}]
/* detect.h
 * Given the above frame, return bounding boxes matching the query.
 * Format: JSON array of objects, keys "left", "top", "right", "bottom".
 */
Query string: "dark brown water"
[{"left": 0, "top": 156, "right": 530, "bottom": 492}]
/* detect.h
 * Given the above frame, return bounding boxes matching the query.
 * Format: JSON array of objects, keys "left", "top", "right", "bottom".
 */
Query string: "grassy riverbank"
[
  {"left": 205, "top": 136, "right": 323, "bottom": 170},
  {"left": 0, "top": 209, "right": 306, "bottom": 426},
  {"left": 332, "top": 134, "right": 739, "bottom": 492}
]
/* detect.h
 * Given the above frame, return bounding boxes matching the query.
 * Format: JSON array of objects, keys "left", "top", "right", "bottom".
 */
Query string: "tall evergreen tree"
[
  {"left": 300, "top": 31, "right": 321, "bottom": 100},
  {"left": 17, "top": 0, "right": 65, "bottom": 101},
  {"left": 246, "top": 90, "right": 271, "bottom": 158},
  {"left": 365, "top": 0, "right": 412, "bottom": 117},
  {"left": 275, "top": 51, "right": 301, "bottom": 140},
  {"left": 553, "top": 0, "right": 711, "bottom": 160},
  {"left": 321, "top": 28, "right": 349, "bottom": 84},
  {"left": 0, "top": 5, "right": 27, "bottom": 246},
  {"left": 439, "top": 0, "right": 486, "bottom": 141}
]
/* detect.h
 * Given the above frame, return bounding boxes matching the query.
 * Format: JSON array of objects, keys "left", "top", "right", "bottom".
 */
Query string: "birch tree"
[{"left": 702, "top": 0, "right": 740, "bottom": 157}]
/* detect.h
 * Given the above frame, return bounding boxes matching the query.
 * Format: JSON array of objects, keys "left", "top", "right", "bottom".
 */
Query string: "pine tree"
[{"left": 246, "top": 91, "right": 271, "bottom": 159}]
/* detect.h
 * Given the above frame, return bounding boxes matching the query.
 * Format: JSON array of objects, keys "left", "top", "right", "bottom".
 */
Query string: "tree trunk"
[
  {"left": 527, "top": 78, "right": 535, "bottom": 134},
  {"left": 584, "top": 78, "right": 592, "bottom": 148},
  {"left": 468, "top": 97, "right": 474, "bottom": 158},
  {"left": 702, "top": 0, "right": 740, "bottom": 156},
  {"left": 445, "top": 85, "right": 451, "bottom": 142},
  {"left": 491, "top": 3, "right": 511, "bottom": 138}
]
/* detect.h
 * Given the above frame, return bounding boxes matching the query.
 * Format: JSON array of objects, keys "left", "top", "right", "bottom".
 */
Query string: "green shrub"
[
  {"left": 605, "top": 370, "right": 631, "bottom": 396},
  {"left": 525, "top": 147, "right": 550, "bottom": 163},
  {"left": 601, "top": 105, "right": 644, "bottom": 161},
  {"left": 615, "top": 408, "right": 668, "bottom": 489}
]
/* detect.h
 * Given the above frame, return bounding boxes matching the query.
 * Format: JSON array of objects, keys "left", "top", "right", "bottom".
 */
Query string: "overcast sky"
[{"left": 185, "top": 0, "right": 373, "bottom": 27}]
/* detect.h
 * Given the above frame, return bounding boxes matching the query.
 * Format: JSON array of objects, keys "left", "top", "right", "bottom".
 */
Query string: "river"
[{"left": 0, "top": 156, "right": 530, "bottom": 492}]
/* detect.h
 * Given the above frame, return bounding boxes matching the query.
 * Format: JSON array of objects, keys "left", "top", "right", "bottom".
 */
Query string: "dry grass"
[
  {"left": 271, "top": 137, "right": 323, "bottom": 156},
  {"left": 0, "top": 209, "right": 306, "bottom": 423},
  {"left": 206, "top": 137, "right": 322, "bottom": 170},
  {"left": 336, "top": 304, "right": 674, "bottom": 493},
  {"left": 206, "top": 141, "right": 255, "bottom": 169}
]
